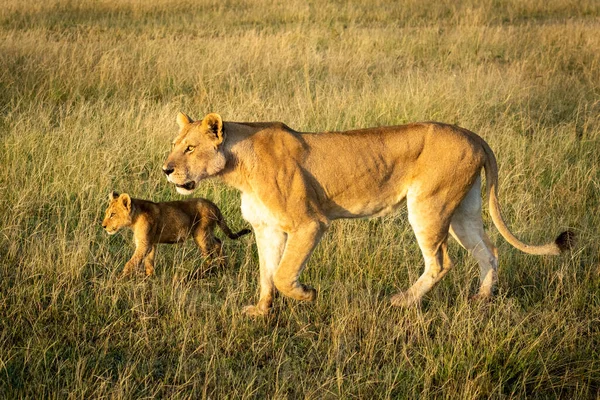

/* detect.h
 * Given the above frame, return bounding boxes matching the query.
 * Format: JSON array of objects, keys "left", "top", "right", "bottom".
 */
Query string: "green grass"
[{"left": 1, "top": 0, "right": 599, "bottom": 398}]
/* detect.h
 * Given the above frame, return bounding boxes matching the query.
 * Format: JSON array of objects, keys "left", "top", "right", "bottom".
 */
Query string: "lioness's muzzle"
[{"left": 176, "top": 181, "right": 196, "bottom": 191}]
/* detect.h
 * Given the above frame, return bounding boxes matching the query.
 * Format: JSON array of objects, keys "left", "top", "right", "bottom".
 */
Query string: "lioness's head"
[
  {"left": 162, "top": 112, "right": 227, "bottom": 195},
  {"left": 102, "top": 191, "right": 133, "bottom": 235}
]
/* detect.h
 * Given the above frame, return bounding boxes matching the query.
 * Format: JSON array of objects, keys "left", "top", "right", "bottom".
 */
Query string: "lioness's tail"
[
  {"left": 480, "top": 139, "right": 575, "bottom": 255},
  {"left": 214, "top": 209, "right": 252, "bottom": 240}
]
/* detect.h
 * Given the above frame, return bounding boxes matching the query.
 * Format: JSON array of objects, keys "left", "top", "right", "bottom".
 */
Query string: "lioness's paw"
[
  {"left": 242, "top": 304, "right": 270, "bottom": 317},
  {"left": 469, "top": 292, "right": 493, "bottom": 303},
  {"left": 390, "top": 292, "right": 420, "bottom": 307},
  {"left": 304, "top": 286, "right": 317, "bottom": 302}
]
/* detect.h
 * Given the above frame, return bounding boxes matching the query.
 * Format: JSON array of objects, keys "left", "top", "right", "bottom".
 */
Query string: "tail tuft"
[{"left": 555, "top": 230, "right": 576, "bottom": 252}]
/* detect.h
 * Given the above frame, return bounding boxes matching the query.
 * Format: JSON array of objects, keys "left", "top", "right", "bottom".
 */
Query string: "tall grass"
[{"left": 1, "top": 0, "right": 599, "bottom": 398}]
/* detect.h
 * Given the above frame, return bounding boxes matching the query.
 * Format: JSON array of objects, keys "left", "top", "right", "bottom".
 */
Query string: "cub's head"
[
  {"left": 162, "top": 112, "right": 227, "bottom": 195},
  {"left": 102, "top": 191, "right": 133, "bottom": 234}
]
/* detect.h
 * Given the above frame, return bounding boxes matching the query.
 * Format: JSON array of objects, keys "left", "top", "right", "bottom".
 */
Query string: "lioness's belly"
[
  {"left": 323, "top": 185, "right": 408, "bottom": 219},
  {"left": 302, "top": 129, "right": 416, "bottom": 219},
  {"left": 309, "top": 153, "right": 411, "bottom": 219}
]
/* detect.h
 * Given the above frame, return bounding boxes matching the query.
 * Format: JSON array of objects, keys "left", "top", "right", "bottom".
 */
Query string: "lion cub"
[{"left": 102, "top": 191, "right": 251, "bottom": 277}]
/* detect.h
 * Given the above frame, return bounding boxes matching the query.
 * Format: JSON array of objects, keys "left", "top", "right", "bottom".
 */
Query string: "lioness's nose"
[{"left": 163, "top": 165, "right": 174, "bottom": 176}]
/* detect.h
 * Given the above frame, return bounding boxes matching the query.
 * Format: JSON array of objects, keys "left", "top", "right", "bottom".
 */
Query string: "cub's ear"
[
  {"left": 109, "top": 191, "right": 119, "bottom": 201},
  {"left": 120, "top": 193, "right": 132, "bottom": 211},
  {"left": 177, "top": 112, "right": 193, "bottom": 129},
  {"left": 201, "top": 113, "right": 224, "bottom": 145}
]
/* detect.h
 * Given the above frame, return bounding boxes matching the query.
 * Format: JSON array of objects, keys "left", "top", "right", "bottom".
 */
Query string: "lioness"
[
  {"left": 102, "top": 191, "right": 251, "bottom": 276},
  {"left": 163, "top": 112, "right": 574, "bottom": 315}
]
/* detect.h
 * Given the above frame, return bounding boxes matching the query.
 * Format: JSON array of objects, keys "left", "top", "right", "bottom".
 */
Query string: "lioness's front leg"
[
  {"left": 272, "top": 221, "right": 326, "bottom": 302},
  {"left": 243, "top": 225, "right": 286, "bottom": 316}
]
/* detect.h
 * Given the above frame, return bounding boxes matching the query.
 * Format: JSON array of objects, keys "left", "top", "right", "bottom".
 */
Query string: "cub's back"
[
  {"left": 143, "top": 199, "right": 204, "bottom": 243},
  {"left": 161, "top": 199, "right": 217, "bottom": 221}
]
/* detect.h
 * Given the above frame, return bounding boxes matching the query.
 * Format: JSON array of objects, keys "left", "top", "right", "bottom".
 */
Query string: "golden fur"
[
  {"left": 102, "top": 191, "right": 250, "bottom": 276},
  {"left": 163, "top": 112, "right": 573, "bottom": 315}
]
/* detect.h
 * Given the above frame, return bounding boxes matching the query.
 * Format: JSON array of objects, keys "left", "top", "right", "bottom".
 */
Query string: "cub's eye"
[
  {"left": 185, "top": 145, "right": 195, "bottom": 154},
  {"left": 171, "top": 143, "right": 175, "bottom": 150}
]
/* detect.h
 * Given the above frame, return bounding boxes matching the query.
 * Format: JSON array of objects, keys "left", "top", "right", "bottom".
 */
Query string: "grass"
[{"left": 1, "top": 0, "right": 599, "bottom": 398}]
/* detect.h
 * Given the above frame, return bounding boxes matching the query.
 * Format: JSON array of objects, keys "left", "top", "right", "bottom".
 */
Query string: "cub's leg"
[
  {"left": 272, "top": 221, "right": 326, "bottom": 303},
  {"left": 192, "top": 225, "right": 224, "bottom": 266},
  {"left": 212, "top": 238, "right": 224, "bottom": 268},
  {"left": 391, "top": 196, "right": 454, "bottom": 307},
  {"left": 123, "top": 238, "right": 152, "bottom": 277},
  {"left": 449, "top": 177, "right": 498, "bottom": 299},
  {"left": 143, "top": 246, "right": 156, "bottom": 276},
  {"left": 243, "top": 225, "right": 286, "bottom": 316}
]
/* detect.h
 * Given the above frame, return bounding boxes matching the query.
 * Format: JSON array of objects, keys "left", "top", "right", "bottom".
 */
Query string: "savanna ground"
[{"left": 1, "top": 0, "right": 599, "bottom": 398}]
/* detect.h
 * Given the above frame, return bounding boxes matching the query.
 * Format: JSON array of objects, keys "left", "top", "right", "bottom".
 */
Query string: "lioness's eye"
[
  {"left": 110, "top": 213, "right": 115, "bottom": 218},
  {"left": 185, "top": 145, "right": 195, "bottom": 153}
]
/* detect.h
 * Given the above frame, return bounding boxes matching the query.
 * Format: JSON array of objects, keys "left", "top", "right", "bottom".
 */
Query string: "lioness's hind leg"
[
  {"left": 391, "top": 236, "right": 453, "bottom": 307},
  {"left": 449, "top": 178, "right": 498, "bottom": 299},
  {"left": 392, "top": 198, "right": 454, "bottom": 307}
]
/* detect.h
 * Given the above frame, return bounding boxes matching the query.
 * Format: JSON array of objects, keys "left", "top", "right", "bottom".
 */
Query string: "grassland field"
[{"left": 1, "top": 0, "right": 600, "bottom": 398}]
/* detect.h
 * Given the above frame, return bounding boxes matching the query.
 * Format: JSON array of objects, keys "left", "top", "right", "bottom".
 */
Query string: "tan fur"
[
  {"left": 102, "top": 191, "right": 250, "bottom": 276},
  {"left": 163, "top": 112, "right": 572, "bottom": 315}
]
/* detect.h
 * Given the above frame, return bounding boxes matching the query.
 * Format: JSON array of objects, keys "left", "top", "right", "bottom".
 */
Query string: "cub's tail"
[
  {"left": 223, "top": 227, "right": 252, "bottom": 240},
  {"left": 480, "top": 139, "right": 575, "bottom": 255},
  {"left": 214, "top": 209, "right": 252, "bottom": 240}
]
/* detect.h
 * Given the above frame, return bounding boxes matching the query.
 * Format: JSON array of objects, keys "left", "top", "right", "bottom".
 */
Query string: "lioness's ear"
[
  {"left": 120, "top": 193, "right": 131, "bottom": 211},
  {"left": 202, "top": 113, "right": 224, "bottom": 145},
  {"left": 109, "top": 191, "right": 119, "bottom": 201},
  {"left": 177, "top": 112, "right": 193, "bottom": 129}
]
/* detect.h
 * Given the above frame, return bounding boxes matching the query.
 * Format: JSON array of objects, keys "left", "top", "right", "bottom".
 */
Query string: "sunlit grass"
[{"left": 0, "top": 0, "right": 599, "bottom": 398}]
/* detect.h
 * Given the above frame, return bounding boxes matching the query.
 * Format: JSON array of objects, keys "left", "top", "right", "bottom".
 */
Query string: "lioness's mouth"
[{"left": 176, "top": 181, "right": 196, "bottom": 191}]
